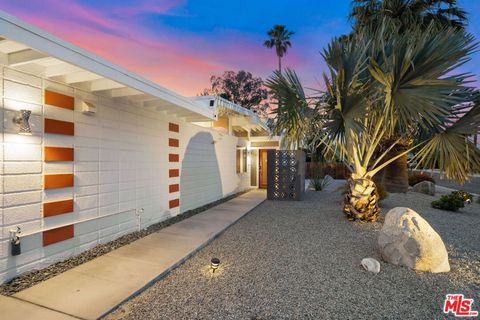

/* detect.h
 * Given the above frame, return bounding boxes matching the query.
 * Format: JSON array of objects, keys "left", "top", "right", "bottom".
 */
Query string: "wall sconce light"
[
  {"left": 13, "top": 109, "right": 32, "bottom": 135},
  {"left": 210, "top": 257, "right": 220, "bottom": 273}
]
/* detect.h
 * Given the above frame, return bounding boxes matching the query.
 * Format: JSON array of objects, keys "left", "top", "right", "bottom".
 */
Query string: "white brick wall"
[{"left": 0, "top": 66, "right": 250, "bottom": 283}]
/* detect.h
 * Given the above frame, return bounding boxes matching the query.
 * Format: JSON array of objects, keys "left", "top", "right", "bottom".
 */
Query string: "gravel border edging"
[{"left": 0, "top": 189, "right": 253, "bottom": 296}]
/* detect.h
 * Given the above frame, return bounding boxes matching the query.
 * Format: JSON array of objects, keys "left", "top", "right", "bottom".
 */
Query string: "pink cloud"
[
  {"left": 0, "top": 0, "right": 314, "bottom": 95},
  {"left": 111, "top": 0, "right": 186, "bottom": 17}
]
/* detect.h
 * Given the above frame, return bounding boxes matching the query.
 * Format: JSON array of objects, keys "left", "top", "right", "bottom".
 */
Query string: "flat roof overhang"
[
  {"left": 193, "top": 95, "right": 270, "bottom": 133},
  {"left": 0, "top": 11, "right": 215, "bottom": 122}
]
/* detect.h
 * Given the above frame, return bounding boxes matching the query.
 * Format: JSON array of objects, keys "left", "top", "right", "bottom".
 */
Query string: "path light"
[
  {"left": 210, "top": 257, "right": 220, "bottom": 273},
  {"left": 13, "top": 109, "right": 32, "bottom": 135}
]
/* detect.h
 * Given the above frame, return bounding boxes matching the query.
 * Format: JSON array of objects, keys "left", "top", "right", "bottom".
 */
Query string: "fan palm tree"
[
  {"left": 268, "top": 21, "right": 480, "bottom": 222},
  {"left": 349, "top": 0, "right": 468, "bottom": 193},
  {"left": 265, "top": 69, "right": 321, "bottom": 149},
  {"left": 264, "top": 25, "right": 294, "bottom": 72},
  {"left": 350, "top": 0, "right": 467, "bottom": 32}
]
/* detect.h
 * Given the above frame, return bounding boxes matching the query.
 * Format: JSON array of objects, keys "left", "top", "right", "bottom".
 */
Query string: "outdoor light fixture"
[
  {"left": 13, "top": 109, "right": 32, "bottom": 135},
  {"left": 210, "top": 257, "right": 220, "bottom": 272}
]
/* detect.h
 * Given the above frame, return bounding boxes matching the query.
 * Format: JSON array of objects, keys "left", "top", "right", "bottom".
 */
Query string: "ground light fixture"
[
  {"left": 210, "top": 257, "right": 220, "bottom": 273},
  {"left": 13, "top": 109, "right": 32, "bottom": 135}
]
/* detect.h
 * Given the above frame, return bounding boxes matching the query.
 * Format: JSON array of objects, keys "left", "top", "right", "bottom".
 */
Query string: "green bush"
[
  {"left": 431, "top": 193, "right": 465, "bottom": 211},
  {"left": 451, "top": 190, "right": 473, "bottom": 202},
  {"left": 408, "top": 172, "right": 435, "bottom": 186}
]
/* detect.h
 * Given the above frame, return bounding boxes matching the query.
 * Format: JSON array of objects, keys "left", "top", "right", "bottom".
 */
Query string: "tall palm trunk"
[
  {"left": 278, "top": 56, "right": 282, "bottom": 72},
  {"left": 382, "top": 144, "right": 409, "bottom": 193}
]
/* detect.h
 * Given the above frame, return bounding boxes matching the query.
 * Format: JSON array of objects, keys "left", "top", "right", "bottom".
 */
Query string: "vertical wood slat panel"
[
  {"left": 169, "top": 123, "right": 179, "bottom": 133},
  {"left": 44, "top": 119, "right": 74, "bottom": 136},
  {"left": 169, "top": 184, "right": 179, "bottom": 193},
  {"left": 43, "top": 225, "right": 74, "bottom": 246},
  {"left": 43, "top": 199, "right": 74, "bottom": 217},
  {"left": 169, "top": 169, "right": 179, "bottom": 178},
  {"left": 44, "top": 90, "right": 74, "bottom": 110},
  {"left": 44, "top": 147, "right": 74, "bottom": 161},
  {"left": 169, "top": 154, "right": 179, "bottom": 162},
  {"left": 169, "top": 199, "right": 180, "bottom": 209},
  {"left": 44, "top": 174, "right": 74, "bottom": 189},
  {"left": 168, "top": 138, "right": 179, "bottom": 147}
]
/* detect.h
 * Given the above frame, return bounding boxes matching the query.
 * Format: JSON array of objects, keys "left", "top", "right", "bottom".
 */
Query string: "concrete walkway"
[{"left": 4, "top": 190, "right": 265, "bottom": 320}]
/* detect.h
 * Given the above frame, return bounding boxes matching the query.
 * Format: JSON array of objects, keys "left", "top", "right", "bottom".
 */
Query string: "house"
[{"left": 0, "top": 11, "right": 279, "bottom": 283}]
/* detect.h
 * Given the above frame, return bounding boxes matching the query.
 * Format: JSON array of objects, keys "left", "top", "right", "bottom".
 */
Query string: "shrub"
[
  {"left": 451, "top": 190, "right": 473, "bottom": 202},
  {"left": 431, "top": 194, "right": 465, "bottom": 211},
  {"left": 309, "top": 176, "right": 332, "bottom": 191},
  {"left": 408, "top": 172, "right": 435, "bottom": 186}
]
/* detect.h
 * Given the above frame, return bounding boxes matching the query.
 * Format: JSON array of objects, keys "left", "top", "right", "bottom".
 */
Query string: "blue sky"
[{"left": 0, "top": 0, "right": 478, "bottom": 94}]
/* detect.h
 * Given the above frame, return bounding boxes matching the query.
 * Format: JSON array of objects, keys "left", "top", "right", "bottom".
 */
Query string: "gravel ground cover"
[
  {"left": 106, "top": 189, "right": 479, "bottom": 320},
  {"left": 0, "top": 190, "right": 251, "bottom": 296}
]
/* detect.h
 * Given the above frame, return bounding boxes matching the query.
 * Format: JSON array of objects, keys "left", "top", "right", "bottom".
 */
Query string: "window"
[
  {"left": 236, "top": 149, "right": 241, "bottom": 174},
  {"left": 243, "top": 147, "right": 248, "bottom": 173}
]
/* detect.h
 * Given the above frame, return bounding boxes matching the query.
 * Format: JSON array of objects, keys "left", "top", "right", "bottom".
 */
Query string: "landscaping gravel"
[
  {"left": 105, "top": 189, "right": 479, "bottom": 320},
  {"left": 0, "top": 190, "right": 250, "bottom": 296}
]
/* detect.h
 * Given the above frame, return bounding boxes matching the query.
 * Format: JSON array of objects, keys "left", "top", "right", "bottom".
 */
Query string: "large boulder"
[
  {"left": 412, "top": 181, "right": 435, "bottom": 196},
  {"left": 378, "top": 207, "right": 450, "bottom": 273}
]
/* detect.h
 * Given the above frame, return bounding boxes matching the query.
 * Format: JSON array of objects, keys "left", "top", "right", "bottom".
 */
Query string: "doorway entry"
[{"left": 259, "top": 149, "right": 268, "bottom": 189}]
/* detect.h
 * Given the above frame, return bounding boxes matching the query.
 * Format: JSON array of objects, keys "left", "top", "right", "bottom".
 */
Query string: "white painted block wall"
[{"left": 0, "top": 66, "right": 250, "bottom": 283}]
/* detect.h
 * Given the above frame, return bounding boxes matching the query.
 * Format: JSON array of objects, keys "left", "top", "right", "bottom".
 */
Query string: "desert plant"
[
  {"left": 267, "top": 20, "right": 480, "bottom": 222},
  {"left": 451, "top": 190, "right": 473, "bottom": 202},
  {"left": 432, "top": 194, "right": 465, "bottom": 211},
  {"left": 309, "top": 176, "right": 332, "bottom": 191},
  {"left": 408, "top": 172, "right": 436, "bottom": 186}
]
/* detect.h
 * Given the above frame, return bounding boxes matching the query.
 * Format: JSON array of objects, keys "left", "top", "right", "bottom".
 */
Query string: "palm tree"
[
  {"left": 268, "top": 21, "right": 480, "bottom": 222},
  {"left": 348, "top": 0, "right": 468, "bottom": 193},
  {"left": 350, "top": 0, "right": 467, "bottom": 32},
  {"left": 264, "top": 25, "right": 294, "bottom": 72},
  {"left": 265, "top": 69, "right": 321, "bottom": 149}
]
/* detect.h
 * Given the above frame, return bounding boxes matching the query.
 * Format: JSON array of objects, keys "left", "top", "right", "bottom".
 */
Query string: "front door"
[{"left": 259, "top": 149, "right": 268, "bottom": 189}]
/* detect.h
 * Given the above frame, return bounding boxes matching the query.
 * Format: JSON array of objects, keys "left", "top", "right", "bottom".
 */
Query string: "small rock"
[
  {"left": 361, "top": 258, "right": 380, "bottom": 273},
  {"left": 412, "top": 181, "right": 435, "bottom": 196},
  {"left": 378, "top": 207, "right": 450, "bottom": 273}
]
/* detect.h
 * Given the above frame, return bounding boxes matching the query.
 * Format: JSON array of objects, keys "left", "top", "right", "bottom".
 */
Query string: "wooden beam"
[
  {"left": 110, "top": 87, "right": 142, "bottom": 98},
  {"left": 8, "top": 49, "right": 50, "bottom": 66},
  {"left": 89, "top": 79, "right": 124, "bottom": 91},
  {"left": 44, "top": 63, "right": 83, "bottom": 77},
  {"left": 61, "top": 71, "right": 103, "bottom": 84}
]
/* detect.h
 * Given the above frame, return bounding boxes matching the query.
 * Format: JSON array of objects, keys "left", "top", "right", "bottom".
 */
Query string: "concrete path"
[
  {"left": 8, "top": 190, "right": 266, "bottom": 320},
  {"left": 0, "top": 295, "right": 78, "bottom": 319}
]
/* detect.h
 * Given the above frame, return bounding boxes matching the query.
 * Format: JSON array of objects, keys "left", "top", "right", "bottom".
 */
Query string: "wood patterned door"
[{"left": 259, "top": 149, "right": 268, "bottom": 189}]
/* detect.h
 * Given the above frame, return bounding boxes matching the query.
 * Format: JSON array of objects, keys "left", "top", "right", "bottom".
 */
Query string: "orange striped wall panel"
[
  {"left": 169, "top": 169, "right": 179, "bottom": 178},
  {"left": 168, "top": 138, "right": 179, "bottom": 147},
  {"left": 169, "top": 199, "right": 180, "bottom": 209},
  {"left": 45, "top": 119, "right": 74, "bottom": 136},
  {"left": 44, "top": 90, "right": 74, "bottom": 110},
  {"left": 169, "top": 154, "right": 179, "bottom": 162},
  {"left": 43, "top": 225, "right": 74, "bottom": 246},
  {"left": 43, "top": 199, "right": 74, "bottom": 218},
  {"left": 169, "top": 122, "right": 179, "bottom": 133},
  {"left": 44, "top": 147, "right": 74, "bottom": 162},
  {"left": 44, "top": 174, "right": 74, "bottom": 189},
  {"left": 169, "top": 184, "right": 179, "bottom": 193}
]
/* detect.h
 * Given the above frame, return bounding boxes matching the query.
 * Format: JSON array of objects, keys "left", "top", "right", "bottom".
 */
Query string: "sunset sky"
[{"left": 1, "top": 0, "right": 479, "bottom": 96}]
